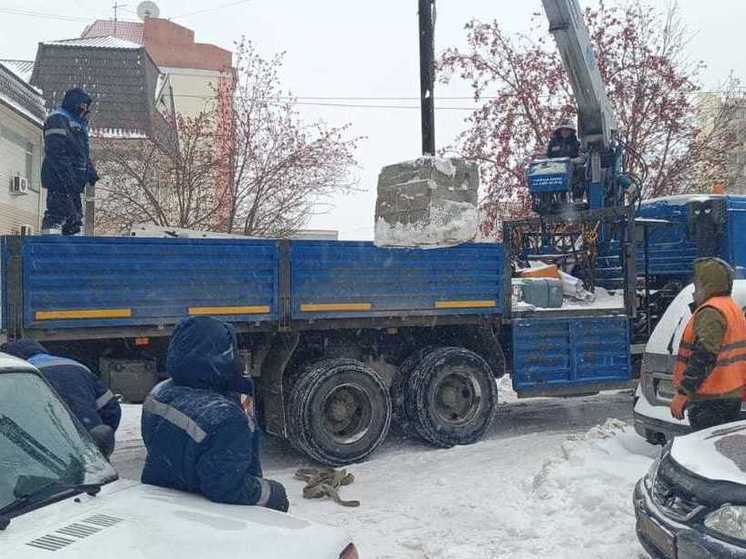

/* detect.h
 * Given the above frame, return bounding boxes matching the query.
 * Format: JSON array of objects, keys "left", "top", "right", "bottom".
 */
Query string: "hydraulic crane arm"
[{"left": 541, "top": 0, "right": 617, "bottom": 148}]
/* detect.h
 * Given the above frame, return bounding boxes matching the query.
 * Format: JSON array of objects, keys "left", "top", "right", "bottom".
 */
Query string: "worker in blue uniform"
[
  {"left": 40, "top": 87, "right": 99, "bottom": 235},
  {"left": 1, "top": 338, "right": 121, "bottom": 457},
  {"left": 141, "top": 316, "right": 289, "bottom": 512}
]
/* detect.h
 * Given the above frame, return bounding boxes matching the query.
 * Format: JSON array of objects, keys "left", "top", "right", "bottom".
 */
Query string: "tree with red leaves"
[{"left": 439, "top": 1, "right": 741, "bottom": 237}]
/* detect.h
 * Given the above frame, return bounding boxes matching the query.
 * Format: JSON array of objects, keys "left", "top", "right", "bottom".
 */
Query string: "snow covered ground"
[{"left": 113, "top": 386, "right": 657, "bottom": 558}]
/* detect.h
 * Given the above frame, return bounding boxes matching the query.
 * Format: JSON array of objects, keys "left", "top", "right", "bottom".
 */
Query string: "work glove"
[
  {"left": 670, "top": 392, "right": 688, "bottom": 420},
  {"left": 264, "top": 479, "right": 289, "bottom": 512}
]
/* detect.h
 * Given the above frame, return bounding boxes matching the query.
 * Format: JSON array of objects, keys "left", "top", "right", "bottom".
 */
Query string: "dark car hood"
[{"left": 661, "top": 421, "right": 746, "bottom": 507}]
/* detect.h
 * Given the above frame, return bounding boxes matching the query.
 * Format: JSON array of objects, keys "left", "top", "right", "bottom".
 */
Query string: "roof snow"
[
  {"left": 44, "top": 36, "right": 143, "bottom": 50},
  {"left": 0, "top": 59, "right": 35, "bottom": 84},
  {"left": 92, "top": 128, "right": 148, "bottom": 139},
  {"left": 0, "top": 61, "right": 46, "bottom": 125}
]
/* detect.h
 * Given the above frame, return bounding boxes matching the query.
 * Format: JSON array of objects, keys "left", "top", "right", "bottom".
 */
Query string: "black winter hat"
[
  {"left": 62, "top": 88, "right": 93, "bottom": 114},
  {"left": 1, "top": 338, "right": 48, "bottom": 360}
]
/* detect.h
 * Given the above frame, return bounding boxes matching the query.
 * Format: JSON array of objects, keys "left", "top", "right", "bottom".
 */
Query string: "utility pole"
[
  {"left": 418, "top": 0, "right": 436, "bottom": 156},
  {"left": 113, "top": 2, "right": 127, "bottom": 35}
]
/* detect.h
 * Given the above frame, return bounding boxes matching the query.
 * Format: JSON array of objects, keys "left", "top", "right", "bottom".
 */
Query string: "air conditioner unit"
[
  {"left": 10, "top": 176, "right": 29, "bottom": 195},
  {"left": 19, "top": 224, "right": 33, "bottom": 236}
]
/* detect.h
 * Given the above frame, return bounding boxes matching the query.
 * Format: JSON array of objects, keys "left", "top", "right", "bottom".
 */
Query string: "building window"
[{"left": 25, "top": 142, "right": 38, "bottom": 192}]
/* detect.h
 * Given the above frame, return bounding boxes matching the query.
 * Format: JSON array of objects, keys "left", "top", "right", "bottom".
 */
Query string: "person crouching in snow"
[
  {"left": 141, "top": 316, "right": 289, "bottom": 512},
  {"left": 671, "top": 258, "right": 746, "bottom": 430}
]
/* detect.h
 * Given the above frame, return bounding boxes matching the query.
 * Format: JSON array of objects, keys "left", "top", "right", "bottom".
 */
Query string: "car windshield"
[{"left": 0, "top": 371, "right": 116, "bottom": 511}]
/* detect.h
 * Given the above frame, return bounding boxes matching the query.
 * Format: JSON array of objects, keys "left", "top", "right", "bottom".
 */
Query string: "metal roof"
[
  {"left": 0, "top": 61, "right": 46, "bottom": 125},
  {"left": 82, "top": 20, "right": 144, "bottom": 45},
  {"left": 44, "top": 36, "right": 143, "bottom": 50},
  {"left": 0, "top": 59, "right": 35, "bottom": 83}
]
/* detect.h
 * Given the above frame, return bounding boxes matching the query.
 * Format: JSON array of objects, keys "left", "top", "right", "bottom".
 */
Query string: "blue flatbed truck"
[{"left": 0, "top": 232, "right": 635, "bottom": 465}]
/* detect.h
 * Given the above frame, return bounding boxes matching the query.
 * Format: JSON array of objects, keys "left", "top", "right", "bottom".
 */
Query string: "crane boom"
[{"left": 541, "top": 0, "right": 617, "bottom": 147}]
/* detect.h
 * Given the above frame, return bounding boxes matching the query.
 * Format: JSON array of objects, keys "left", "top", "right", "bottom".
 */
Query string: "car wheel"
[
  {"left": 288, "top": 358, "right": 391, "bottom": 466},
  {"left": 402, "top": 347, "right": 498, "bottom": 448}
]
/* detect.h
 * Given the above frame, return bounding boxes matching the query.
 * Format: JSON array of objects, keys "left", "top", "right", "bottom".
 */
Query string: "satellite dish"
[{"left": 137, "top": 1, "right": 160, "bottom": 20}]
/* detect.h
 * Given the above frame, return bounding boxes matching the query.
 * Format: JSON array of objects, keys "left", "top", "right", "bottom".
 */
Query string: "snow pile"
[
  {"left": 273, "top": 418, "right": 656, "bottom": 559},
  {"left": 524, "top": 419, "right": 658, "bottom": 559},
  {"left": 398, "top": 156, "right": 458, "bottom": 178},
  {"left": 497, "top": 374, "right": 519, "bottom": 404},
  {"left": 374, "top": 199, "right": 478, "bottom": 249}
]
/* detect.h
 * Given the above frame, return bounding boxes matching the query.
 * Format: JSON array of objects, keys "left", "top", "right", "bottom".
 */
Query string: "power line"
[
  {"left": 0, "top": 7, "right": 94, "bottom": 23},
  {"left": 170, "top": 0, "right": 253, "bottom": 20},
  {"left": 168, "top": 93, "right": 481, "bottom": 111}
]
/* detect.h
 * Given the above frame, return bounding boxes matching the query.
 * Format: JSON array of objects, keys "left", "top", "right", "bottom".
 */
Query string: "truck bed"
[{"left": 1, "top": 236, "right": 505, "bottom": 339}]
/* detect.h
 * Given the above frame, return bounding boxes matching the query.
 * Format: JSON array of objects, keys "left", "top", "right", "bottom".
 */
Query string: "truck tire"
[
  {"left": 391, "top": 347, "right": 435, "bottom": 438},
  {"left": 287, "top": 358, "right": 391, "bottom": 466},
  {"left": 401, "top": 347, "right": 497, "bottom": 448}
]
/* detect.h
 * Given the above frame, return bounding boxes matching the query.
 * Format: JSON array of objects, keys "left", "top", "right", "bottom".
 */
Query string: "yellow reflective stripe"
[
  {"left": 35, "top": 309, "right": 132, "bottom": 320},
  {"left": 300, "top": 303, "right": 372, "bottom": 312},
  {"left": 188, "top": 305, "right": 271, "bottom": 316},
  {"left": 435, "top": 300, "right": 497, "bottom": 309}
]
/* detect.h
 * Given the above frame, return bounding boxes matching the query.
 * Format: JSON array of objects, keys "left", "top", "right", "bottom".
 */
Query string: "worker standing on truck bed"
[
  {"left": 141, "top": 316, "right": 289, "bottom": 512},
  {"left": 0, "top": 338, "right": 121, "bottom": 457},
  {"left": 671, "top": 258, "right": 746, "bottom": 429},
  {"left": 40, "top": 87, "right": 99, "bottom": 235}
]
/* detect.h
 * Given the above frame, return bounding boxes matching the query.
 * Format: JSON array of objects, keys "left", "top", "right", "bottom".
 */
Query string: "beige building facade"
[{"left": 0, "top": 62, "right": 45, "bottom": 234}]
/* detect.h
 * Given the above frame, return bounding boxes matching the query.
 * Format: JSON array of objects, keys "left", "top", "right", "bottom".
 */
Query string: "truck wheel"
[
  {"left": 288, "top": 358, "right": 391, "bottom": 466},
  {"left": 403, "top": 347, "right": 498, "bottom": 448},
  {"left": 391, "top": 347, "right": 435, "bottom": 438}
]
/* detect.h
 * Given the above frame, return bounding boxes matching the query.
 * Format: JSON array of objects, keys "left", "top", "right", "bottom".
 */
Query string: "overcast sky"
[{"left": 1, "top": 0, "right": 744, "bottom": 239}]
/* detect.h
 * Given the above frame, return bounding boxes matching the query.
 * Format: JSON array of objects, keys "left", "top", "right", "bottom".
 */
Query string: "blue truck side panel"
[
  {"left": 290, "top": 241, "right": 504, "bottom": 320},
  {"left": 726, "top": 196, "right": 746, "bottom": 276},
  {"left": 634, "top": 198, "right": 698, "bottom": 279},
  {"left": 511, "top": 315, "right": 631, "bottom": 393},
  {"left": 19, "top": 236, "right": 278, "bottom": 330}
]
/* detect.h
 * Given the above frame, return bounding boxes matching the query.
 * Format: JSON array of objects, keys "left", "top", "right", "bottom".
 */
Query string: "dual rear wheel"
[{"left": 287, "top": 348, "right": 498, "bottom": 466}]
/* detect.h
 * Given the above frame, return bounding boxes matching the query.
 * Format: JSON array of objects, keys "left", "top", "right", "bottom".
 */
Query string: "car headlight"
[
  {"left": 340, "top": 543, "right": 359, "bottom": 559},
  {"left": 705, "top": 505, "right": 746, "bottom": 540}
]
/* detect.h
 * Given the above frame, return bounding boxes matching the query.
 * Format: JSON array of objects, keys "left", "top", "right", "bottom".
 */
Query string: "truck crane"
[{"left": 529, "top": 0, "right": 633, "bottom": 215}]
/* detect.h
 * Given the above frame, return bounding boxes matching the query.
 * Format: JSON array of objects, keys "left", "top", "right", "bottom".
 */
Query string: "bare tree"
[
  {"left": 94, "top": 112, "right": 225, "bottom": 234},
  {"left": 218, "top": 40, "right": 360, "bottom": 237}
]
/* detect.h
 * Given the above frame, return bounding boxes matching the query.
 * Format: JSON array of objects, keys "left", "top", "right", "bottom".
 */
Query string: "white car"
[
  {"left": 0, "top": 355, "right": 358, "bottom": 559},
  {"left": 633, "top": 280, "right": 746, "bottom": 443}
]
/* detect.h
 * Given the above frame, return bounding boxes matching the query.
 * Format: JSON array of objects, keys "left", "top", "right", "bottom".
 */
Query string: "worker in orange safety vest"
[{"left": 671, "top": 258, "right": 746, "bottom": 430}]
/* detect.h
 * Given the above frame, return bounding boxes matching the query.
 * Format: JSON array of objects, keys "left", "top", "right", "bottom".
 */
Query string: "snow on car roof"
[
  {"left": 670, "top": 421, "right": 746, "bottom": 485},
  {"left": 0, "top": 352, "right": 39, "bottom": 372},
  {"left": 646, "top": 280, "right": 746, "bottom": 357}
]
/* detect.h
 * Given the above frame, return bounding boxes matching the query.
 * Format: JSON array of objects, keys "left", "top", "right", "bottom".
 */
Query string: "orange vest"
[{"left": 673, "top": 296, "right": 746, "bottom": 396}]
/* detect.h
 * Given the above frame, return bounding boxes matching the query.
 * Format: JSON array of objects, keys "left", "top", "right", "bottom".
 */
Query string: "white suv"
[{"left": 0, "top": 354, "right": 358, "bottom": 559}]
